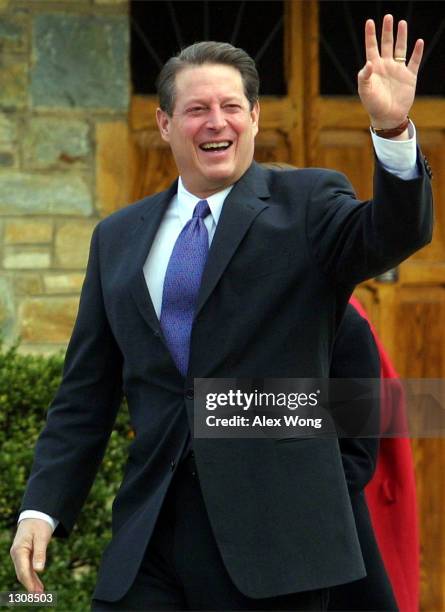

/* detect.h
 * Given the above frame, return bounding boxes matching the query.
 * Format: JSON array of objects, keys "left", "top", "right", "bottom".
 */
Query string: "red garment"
[{"left": 349, "top": 296, "right": 419, "bottom": 612}]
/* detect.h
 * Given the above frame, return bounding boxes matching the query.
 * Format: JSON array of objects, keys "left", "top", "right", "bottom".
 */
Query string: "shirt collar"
[{"left": 177, "top": 176, "right": 233, "bottom": 227}]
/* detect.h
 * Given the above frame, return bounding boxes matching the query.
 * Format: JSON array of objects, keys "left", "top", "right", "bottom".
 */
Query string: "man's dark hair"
[{"left": 156, "top": 41, "right": 260, "bottom": 116}]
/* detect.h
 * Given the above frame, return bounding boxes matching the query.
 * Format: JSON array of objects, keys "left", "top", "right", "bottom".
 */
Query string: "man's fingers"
[
  {"left": 358, "top": 60, "right": 373, "bottom": 83},
  {"left": 32, "top": 536, "right": 47, "bottom": 572},
  {"left": 365, "top": 19, "right": 379, "bottom": 62},
  {"left": 10, "top": 520, "right": 52, "bottom": 593},
  {"left": 381, "top": 14, "right": 394, "bottom": 59},
  {"left": 394, "top": 20, "right": 408, "bottom": 60},
  {"left": 11, "top": 543, "right": 41, "bottom": 592},
  {"left": 408, "top": 39, "right": 424, "bottom": 75},
  {"left": 31, "top": 573, "right": 44, "bottom": 593}
]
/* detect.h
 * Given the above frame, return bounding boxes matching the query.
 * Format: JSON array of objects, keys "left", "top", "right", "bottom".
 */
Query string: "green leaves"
[{"left": 0, "top": 342, "right": 131, "bottom": 611}]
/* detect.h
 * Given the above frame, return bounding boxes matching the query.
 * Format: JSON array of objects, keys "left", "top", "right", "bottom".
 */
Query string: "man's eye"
[
  {"left": 188, "top": 107, "right": 206, "bottom": 114},
  {"left": 225, "top": 104, "right": 241, "bottom": 111}
]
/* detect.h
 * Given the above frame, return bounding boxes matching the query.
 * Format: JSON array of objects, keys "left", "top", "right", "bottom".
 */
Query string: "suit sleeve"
[
  {"left": 19, "top": 223, "right": 123, "bottom": 537},
  {"left": 306, "top": 149, "right": 433, "bottom": 285},
  {"left": 330, "top": 306, "right": 380, "bottom": 494}
]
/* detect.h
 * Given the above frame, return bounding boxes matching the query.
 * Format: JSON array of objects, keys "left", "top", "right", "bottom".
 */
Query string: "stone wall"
[{"left": 0, "top": 0, "right": 130, "bottom": 353}]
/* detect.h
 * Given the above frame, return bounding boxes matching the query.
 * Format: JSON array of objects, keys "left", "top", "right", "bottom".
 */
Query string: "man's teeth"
[{"left": 201, "top": 142, "right": 230, "bottom": 150}]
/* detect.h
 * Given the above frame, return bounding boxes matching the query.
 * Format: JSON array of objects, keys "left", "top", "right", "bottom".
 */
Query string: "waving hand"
[{"left": 358, "top": 14, "right": 424, "bottom": 130}]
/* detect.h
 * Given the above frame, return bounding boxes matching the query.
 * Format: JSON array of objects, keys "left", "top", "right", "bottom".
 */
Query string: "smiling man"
[
  {"left": 12, "top": 19, "right": 433, "bottom": 612},
  {"left": 156, "top": 61, "right": 259, "bottom": 197}
]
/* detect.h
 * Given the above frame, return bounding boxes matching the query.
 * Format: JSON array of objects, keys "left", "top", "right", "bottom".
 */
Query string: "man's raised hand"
[{"left": 358, "top": 14, "right": 424, "bottom": 130}]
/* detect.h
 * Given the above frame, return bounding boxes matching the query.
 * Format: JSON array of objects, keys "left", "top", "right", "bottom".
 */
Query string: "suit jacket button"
[
  {"left": 423, "top": 157, "right": 433, "bottom": 179},
  {"left": 185, "top": 389, "right": 194, "bottom": 400},
  {"left": 170, "top": 460, "right": 176, "bottom": 471},
  {"left": 153, "top": 330, "right": 160, "bottom": 337}
]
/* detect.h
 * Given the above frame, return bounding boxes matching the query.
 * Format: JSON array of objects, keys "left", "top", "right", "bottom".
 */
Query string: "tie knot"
[{"left": 193, "top": 199, "right": 211, "bottom": 219}]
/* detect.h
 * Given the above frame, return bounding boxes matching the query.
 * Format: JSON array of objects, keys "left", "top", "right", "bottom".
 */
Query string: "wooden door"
[
  {"left": 128, "top": 3, "right": 308, "bottom": 199},
  {"left": 301, "top": 2, "right": 445, "bottom": 610},
  {"left": 127, "top": 1, "right": 445, "bottom": 609}
]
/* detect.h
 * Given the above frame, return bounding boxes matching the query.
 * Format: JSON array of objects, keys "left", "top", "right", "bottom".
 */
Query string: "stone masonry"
[{"left": 0, "top": 0, "right": 130, "bottom": 353}]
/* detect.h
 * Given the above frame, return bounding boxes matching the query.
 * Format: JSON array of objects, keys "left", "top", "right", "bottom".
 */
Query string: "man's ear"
[
  {"left": 156, "top": 108, "right": 171, "bottom": 143},
  {"left": 251, "top": 100, "right": 260, "bottom": 137}
]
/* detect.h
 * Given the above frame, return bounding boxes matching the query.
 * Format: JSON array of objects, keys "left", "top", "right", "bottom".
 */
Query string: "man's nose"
[{"left": 206, "top": 107, "right": 227, "bottom": 130}]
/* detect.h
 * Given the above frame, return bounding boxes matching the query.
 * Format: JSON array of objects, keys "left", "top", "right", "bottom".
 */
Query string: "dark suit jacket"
[
  {"left": 20, "top": 157, "right": 432, "bottom": 602},
  {"left": 329, "top": 304, "right": 397, "bottom": 611}
]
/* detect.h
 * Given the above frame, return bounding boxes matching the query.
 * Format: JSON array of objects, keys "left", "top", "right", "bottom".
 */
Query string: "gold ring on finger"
[{"left": 394, "top": 56, "right": 406, "bottom": 62}]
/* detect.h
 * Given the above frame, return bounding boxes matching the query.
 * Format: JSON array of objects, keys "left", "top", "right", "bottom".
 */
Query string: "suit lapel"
[
  {"left": 129, "top": 181, "right": 177, "bottom": 334},
  {"left": 195, "top": 162, "right": 270, "bottom": 317},
  {"left": 128, "top": 163, "right": 270, "bottom": 333}
]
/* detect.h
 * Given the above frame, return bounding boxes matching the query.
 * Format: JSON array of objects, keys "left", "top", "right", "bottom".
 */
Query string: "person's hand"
[
  {"left": 10, "top": 519, "right": 52, "bottom": 593},
  {"left": 358, "top": 14, "right": 424, "bottom": 130}
]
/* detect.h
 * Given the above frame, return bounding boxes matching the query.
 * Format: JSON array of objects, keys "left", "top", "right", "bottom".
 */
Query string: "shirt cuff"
[
  {"left": 371, "top": 120, "right": 419, "bottom": 180},
  {"left": 18, "top": 510, "right": 59, "bottom": 533}
]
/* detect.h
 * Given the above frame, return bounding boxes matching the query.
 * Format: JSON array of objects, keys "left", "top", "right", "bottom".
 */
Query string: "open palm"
[{"left": 358, "top": 15, "right": 424, "bottom": 129}]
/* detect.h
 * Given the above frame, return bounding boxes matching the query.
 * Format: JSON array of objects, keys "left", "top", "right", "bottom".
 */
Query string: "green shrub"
[{"left": 0, "top": 342, "right": 131, "bottom": 611}]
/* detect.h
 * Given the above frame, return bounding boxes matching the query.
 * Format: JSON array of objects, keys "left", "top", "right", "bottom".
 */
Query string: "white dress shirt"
[
  {"left": 143, "top": 177, "right": 232, "bottom": 318},
  {"left": 19, "top": 125, "right": 419, "bottom": 533}
]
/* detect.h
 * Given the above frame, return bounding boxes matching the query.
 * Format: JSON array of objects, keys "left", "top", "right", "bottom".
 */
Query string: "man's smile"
[{"left": 199, "top": 140, "right": 233, "bottom": 152}]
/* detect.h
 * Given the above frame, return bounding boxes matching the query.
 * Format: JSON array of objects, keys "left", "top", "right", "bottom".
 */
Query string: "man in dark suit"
[{"left": 11, "top": 15, "right": 431, "bottom": 611}]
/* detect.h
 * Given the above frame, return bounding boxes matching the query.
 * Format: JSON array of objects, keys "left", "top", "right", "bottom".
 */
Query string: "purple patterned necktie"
[{"left": 160, "top": 199, "right": 211, "bottom": 376}]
